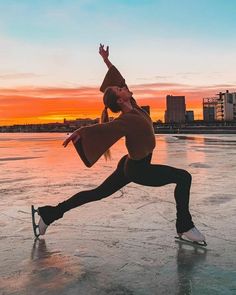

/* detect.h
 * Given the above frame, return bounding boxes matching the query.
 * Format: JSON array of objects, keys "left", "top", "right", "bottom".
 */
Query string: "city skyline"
[{"left": 0, "top": 0, "right": 236, "bottom": 125}]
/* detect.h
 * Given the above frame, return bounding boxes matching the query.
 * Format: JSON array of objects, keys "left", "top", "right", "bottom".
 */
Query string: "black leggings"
[{"left": 40, "top": 153, "right": 194, "bottom": 233}]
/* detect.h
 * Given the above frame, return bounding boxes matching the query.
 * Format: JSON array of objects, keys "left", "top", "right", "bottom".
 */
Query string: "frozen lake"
[{"left": 0, "top": 133, "right": 236, "bottom": 294}]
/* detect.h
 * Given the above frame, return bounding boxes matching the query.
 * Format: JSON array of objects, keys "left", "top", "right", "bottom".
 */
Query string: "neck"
[{"left": 121, "top": 101, "right": 134, "bottom": 114}]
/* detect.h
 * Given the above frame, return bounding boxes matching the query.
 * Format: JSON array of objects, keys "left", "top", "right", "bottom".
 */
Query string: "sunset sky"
[{"left": 0, "top": 0, "right": 236, "bottom": 125}]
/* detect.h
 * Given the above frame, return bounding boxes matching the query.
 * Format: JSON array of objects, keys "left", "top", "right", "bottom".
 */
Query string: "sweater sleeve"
[
  {"left": 73, "top": 115, "right": 128, "bottom": 167},
  {"left": 100, "top": 65, "right": 127, "bottom": 92}
]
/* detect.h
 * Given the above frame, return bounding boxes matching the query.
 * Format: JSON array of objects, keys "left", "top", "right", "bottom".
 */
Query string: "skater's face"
[{"left": 110, "top": 86, "right": 133, "bottom": 105}]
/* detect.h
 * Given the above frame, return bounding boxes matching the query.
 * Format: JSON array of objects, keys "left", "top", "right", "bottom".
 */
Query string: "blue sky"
[{"left": 0, "top": 0, "right": 235, "bottom": 88}]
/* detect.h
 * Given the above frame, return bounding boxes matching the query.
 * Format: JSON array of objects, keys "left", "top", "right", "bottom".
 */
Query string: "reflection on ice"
[{"left": 175, "top": 242, "right": 208, "bottom": 295}]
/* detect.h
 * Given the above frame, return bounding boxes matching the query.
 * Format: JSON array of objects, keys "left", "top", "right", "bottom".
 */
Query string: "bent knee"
[{"left": 178, "top": 169, "right": 192, "bottom": 182}]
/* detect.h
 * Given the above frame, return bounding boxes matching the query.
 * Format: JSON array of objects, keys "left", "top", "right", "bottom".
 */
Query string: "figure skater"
[{"left": 32, "top": 44, "right": 206, "bottom": 246}]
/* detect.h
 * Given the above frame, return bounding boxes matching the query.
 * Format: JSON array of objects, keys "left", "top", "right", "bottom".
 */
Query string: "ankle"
[{"left": 38, "top": 205, "right": 64, "bottom": 225}]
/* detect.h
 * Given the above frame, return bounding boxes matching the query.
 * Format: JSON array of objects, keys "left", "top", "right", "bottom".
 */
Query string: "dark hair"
[
  {"left": 103, "top": 87, "right": 121, "bottom": 113},
  {"left": 100, "top": 87, "right": 122, "bottom": 160}
]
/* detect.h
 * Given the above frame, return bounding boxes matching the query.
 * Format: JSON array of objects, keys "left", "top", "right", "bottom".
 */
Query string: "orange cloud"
[{"left": 0, "top": 83, "right": 235, "bottom": 126}]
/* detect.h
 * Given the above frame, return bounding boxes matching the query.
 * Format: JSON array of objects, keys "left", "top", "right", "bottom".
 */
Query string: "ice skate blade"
[
  {"left": 31, "top": 205, "right": 40, "bottom": 239},
  {"left": 175, "top": 236, "right": 207, "bottom": 247}
]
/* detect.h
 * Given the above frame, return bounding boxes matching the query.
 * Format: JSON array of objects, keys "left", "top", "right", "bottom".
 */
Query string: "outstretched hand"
[
  {"left": 99, "top": 43, "right": 109, "bottom": 60},
  {"left": 62, "top": 131, "right": 80, "bottom": 148}
]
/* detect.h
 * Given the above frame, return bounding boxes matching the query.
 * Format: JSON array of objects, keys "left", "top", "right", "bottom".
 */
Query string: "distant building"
[
  {"left": 63, "top": 118, "right": 99, "bottom": 127},
  {"left": 203, "top": 97, "right": 218, "bottom": 121},
  {"left": 203, "top": 90, "right": 236, "bottom": 121},
  {"left": 165, "top": 95, "right": 186, "bottom": 123},
  {"left": 216, "top": 90, "right": 235, "bottom": 121},
  {"left": 141, "top": 105, "right": 150, "bottom": 115},
  {"left": 185, "top": 110, "right": 194, "bottom": 122},
  {"left": 234, "top": 94, "right": 236, "bottom": 120}
]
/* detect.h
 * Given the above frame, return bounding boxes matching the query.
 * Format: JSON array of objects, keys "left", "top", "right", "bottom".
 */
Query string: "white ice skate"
[
  {"left": 31, "top": 205, "right": 48, "bottom": 238},
  {"left": 38, "top": 217, "right": 48, "bottom": 236},
  {"left": 175, "top": 226, "right": 207, "bottom": 247}
]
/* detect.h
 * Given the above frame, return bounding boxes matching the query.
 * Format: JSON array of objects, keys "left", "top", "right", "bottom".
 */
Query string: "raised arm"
[
  {"left": 99, "top": 44, "right": 113, "bottom": 69},
  {"left": 99, "top": 44, "right": 141, "bottom": 110},
  {"left": 99, "top": 43, "right": 127, "bottom": 92}
]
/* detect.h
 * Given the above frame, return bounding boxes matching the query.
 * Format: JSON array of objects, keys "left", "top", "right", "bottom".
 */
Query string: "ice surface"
[{"left": 0, "top": 133, "right": 235, "bottom": 295}]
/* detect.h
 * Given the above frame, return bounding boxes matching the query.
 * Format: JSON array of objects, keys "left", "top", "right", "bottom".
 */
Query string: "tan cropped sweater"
[{"left": 73, "top": 66, "right": 156, "bottom": 167}]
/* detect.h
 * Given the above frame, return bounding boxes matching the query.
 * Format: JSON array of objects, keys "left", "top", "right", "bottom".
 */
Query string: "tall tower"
[{"left": 165, "top": 95, "right": 186, "bottom": 123}]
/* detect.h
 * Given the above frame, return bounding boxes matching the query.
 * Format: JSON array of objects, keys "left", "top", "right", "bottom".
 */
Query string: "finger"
[
  {"left": 64, "top": 136, "right": 71, "bottom": 143},
  {"left": 62, "top": 140, "right": 68, "bottom": 147},
  {"left": 65, "top": 140, "right": 70, "bottom": 147},
  {"left": 63, "top": 137, "right": 71, "bottom": 147}
]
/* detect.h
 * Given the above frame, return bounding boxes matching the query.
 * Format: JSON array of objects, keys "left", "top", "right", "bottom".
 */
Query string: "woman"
[{"left": 32, "top": 44, "right": 206, "bottom": 246}]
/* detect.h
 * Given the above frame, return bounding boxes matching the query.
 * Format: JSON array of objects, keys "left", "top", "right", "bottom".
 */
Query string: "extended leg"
[{"left": 38, "top": 155, "right": 131, "bottom": 226}]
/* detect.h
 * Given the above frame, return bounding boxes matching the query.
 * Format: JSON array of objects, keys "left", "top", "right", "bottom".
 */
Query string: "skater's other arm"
[
  {"left": 62, "top": 130, "right": 80, "bottom": 147},
  {"left": 99, "top": 43, "right": 113, "bottom": 69},
  {"left": 63, "top": 116, "right": 127, "bottom": 148}
]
